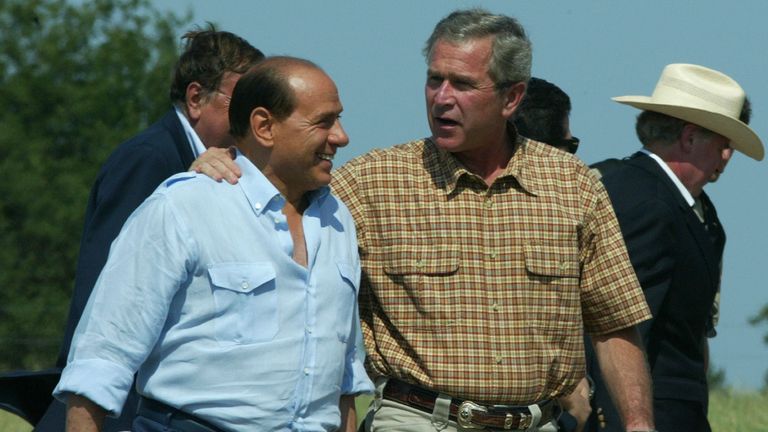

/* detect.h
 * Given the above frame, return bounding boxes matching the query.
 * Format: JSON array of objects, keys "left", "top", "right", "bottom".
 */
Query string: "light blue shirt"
[{"left": 54, "top": 152, "right": 373, "bottom": 431}]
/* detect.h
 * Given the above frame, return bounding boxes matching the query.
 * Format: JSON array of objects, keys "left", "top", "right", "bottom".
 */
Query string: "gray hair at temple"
[
  {"left": 635, "top": 97, "right": 752, "bottom": 147},
  {"left": 423, "top": 8, "right": 532, "bottom": 93}
]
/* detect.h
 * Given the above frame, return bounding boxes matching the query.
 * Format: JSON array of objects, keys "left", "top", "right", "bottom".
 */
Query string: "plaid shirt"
[{"left": 332, "top": 135, "right": 650, "bottom": 405}]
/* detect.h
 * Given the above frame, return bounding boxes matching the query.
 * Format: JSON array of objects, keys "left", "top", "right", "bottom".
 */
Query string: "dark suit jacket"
[
  {"left": 586, "top": 152, "right": 725, "bottom": 431},
  {"left": 30, "top": 109, "right": 195, "bottom": 431}
]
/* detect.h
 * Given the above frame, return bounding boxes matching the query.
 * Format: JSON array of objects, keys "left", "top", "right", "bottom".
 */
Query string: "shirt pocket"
[
  {"left": 382, "top": 245, "right": 460, "bottom": 329},
  {"left": 523, "top": 242, "right": 581, "bottom": 334},
  {"left": 208, "top": 262, "right": 278, "bottom": 345},
  {"left": 524, "top": 243, "right": 580, "bottom": 278}
]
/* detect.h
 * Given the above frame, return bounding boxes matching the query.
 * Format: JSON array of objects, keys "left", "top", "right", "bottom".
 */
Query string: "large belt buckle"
[
  {"left": 505, "top": 412, "right": 532, "bottom": 430},
  {"left": 457, "top": 400, "right": 487, "bottom": 429}
]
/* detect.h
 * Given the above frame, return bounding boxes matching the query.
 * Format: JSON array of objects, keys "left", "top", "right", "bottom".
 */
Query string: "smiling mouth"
[{"left": 317, "top": 153, "right": 334, "bottom": 162}]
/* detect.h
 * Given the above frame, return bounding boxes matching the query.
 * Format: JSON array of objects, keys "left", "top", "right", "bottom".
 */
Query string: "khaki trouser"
[{"left": 363, "top": 378, "right": 559, "bottom": 432}]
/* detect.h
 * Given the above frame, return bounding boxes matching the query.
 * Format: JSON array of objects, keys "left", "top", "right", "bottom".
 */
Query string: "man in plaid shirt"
[{"left": 332, "top": 9, "right": 656, "bottom": 432}]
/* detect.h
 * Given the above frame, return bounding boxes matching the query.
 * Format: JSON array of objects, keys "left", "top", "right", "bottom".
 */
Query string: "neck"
[
  {"left": 241, "top": 143, "right": 309, "bottom": 213},
  {"left": 453, "top": 136, "right": 514, "bottom": 186},
  {"left": 265, "top": 171, "right": 308, "bottom": 213},
  {"left": 645, "top": 145, "right": 704, "bottom": 198}
]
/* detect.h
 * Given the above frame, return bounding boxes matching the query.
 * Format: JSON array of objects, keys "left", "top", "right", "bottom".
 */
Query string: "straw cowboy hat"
[{"left": 613, "top": 63, "right": 764, "bottom": 161}]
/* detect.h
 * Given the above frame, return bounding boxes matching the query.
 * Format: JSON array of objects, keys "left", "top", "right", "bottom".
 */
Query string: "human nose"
[
  {"left": 329, "top": 120, "right": 349, "bottom": 147},
  {"left": 432, "top": 80, "right": 455, "bottom": 105},
  {"left": 722, "top": 147, "right": 734, "bottom": 162}
]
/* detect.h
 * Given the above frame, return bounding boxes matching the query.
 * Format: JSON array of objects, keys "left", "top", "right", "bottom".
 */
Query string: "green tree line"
[{"left": 0, "top": 0, "right": 186, "bottom": 369}]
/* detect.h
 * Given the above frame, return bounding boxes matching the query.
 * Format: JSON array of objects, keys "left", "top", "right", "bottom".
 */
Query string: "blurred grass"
[
  {"left": 0, "top": 412, "right": 31, "bottom": 432},
  {"left": 2, "top": 391, "right": 765, "bottom": 431},
  {"left": 356, "top": 394, "right": 374, "bottom": 427},
  {"left": 709, "top": 389, "right": 768, "bottom": 431}
]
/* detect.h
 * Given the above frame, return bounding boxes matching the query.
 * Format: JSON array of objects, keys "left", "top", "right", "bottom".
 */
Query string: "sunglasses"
[{"left": 557, "top": 136, "right": 580, "bottom": 154}]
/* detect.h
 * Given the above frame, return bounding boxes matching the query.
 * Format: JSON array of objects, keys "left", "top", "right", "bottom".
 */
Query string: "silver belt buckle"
[{"left": 457, "top": 400, "right": 487, "bottom": 429}]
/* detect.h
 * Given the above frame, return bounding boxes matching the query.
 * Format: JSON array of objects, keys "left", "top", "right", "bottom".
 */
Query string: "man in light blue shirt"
[{"left": 54, "top": 56, "right": 373, "bottom": 432}]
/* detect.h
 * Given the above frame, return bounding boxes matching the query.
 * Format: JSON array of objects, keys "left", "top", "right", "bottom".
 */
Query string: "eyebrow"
[{"left": 312, "top": 109, "right": 342, "bottom": 123}]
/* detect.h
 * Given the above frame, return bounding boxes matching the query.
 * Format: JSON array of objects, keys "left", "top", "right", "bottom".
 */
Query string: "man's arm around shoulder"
[{"left": 592, "top": 326, "right": 655, "bottom": 431}]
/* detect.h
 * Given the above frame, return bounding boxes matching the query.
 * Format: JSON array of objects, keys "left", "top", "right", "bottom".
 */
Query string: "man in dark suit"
[
  {"left": 24, "top": 27, "right": 263, "bottom": 431},
  {"left": 588, "top": 63, "right": 764, "bottom": 432}
]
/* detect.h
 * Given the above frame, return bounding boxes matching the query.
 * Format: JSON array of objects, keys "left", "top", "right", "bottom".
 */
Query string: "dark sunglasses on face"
[{"left": 557, "top": 136, "right": 580, "bottom": 154}]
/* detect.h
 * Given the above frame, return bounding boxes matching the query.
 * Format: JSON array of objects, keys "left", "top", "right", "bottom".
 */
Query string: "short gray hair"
[
  {"left": 423, "top": 8, "right": 532, "bottom": 92},
  {"left": 635, "top": 111, "right": 687, "bottom": 147}
]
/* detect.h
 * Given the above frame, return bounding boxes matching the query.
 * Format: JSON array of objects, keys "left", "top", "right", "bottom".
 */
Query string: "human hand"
[
  {"left": 189, "top": 146, "right": 241, "bottom": 184},
  {"left": 557, "top": 377, "right": 592, "bottom": 432}
]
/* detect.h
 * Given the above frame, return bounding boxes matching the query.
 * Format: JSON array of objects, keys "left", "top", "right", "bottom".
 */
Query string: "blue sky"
[{"left": 158, "top": 0, "right": 768, "bottom": 389}]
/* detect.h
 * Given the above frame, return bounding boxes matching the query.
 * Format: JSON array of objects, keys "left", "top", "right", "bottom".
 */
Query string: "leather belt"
[
  {"left": 137, "top": 397, "right": 225, "bottom": 432},
  {"left": 382, "top": 379, "right": 558, "bottom": 430}
]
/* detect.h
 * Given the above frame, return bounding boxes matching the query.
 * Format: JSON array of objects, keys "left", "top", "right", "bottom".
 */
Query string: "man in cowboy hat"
[{"left": 587, "top": 63, "right": 763, "bottom": 432}]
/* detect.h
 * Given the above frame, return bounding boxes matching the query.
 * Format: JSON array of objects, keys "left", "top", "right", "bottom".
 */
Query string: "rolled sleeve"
[
  {"left": 53, "top": 358, "right": 136, "bottom": 416},
  {"left": 341, "top": 305, "right": 374, "bottom": 395}
]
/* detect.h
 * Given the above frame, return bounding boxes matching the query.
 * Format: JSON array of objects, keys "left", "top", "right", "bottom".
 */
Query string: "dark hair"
[
  {"left": 229, "top": 56, "right": 321, "bottom": 139},
  {"left": 424, "top": 8, "right": 532, "bottom": 92},
  {"left": 514, "top": 77, "right": 571, "bottom": 146},
  {"left": 740, "top": 96, "right": 752, "bottom": 124},
  {"left": 635, "top": 96, "right": 752, "bottom": 146},
  {"left": 169, "top": 24, "right": 264, "bottom": 105}
]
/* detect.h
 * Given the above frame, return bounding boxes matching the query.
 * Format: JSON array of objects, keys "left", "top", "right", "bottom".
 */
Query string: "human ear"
[
  {"left": 680, "top": 123, "right": 699, "bottom": 154},
  {"left": 503, "top": 81, "right": 527, "bottom": 119},
  {"left": 184, "top": 82, "right": 206, "bottom": 122},
  {"left": 250, "top": 107, "right": 275, "bottom": 148}
]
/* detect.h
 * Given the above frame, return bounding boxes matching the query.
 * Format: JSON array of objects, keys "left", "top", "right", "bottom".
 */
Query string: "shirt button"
[
  {"left": 491, "top": 302, "right": 500, "bottom": 312},
  {"left": 559, "top": 261, "right": 568, "bottom": 270},
  {"left": 484, "top": 198, "right": 493, "bottom": 208},
  {"left": 494, "top": 354, "right": 503, "bottom": 364},
  {"left": 303, "top": 368, "right": 310, "bottom": 375},
  {"left": 240, "top": 281, "right": 249, "bottom": 290},
  {"left": 489, "top": 251, "right": 497, "bottom": 259},
  {"left": 254, "top": 202, "right": 262, "bottom": 210},
  {"left": 415, "top": 259, "right": 424, "bottom": 268}
]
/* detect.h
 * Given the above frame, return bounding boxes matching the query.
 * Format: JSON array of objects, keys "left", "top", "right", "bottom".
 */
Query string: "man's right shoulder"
[
  {"left": 336, "top": 139, "right": 428, "bottom": 176},
  {"left": 589, "top": 158, "right": 625, "bottom": 179}
]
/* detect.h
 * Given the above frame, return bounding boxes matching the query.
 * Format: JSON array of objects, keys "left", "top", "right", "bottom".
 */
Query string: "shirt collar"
[
  {"left": 639, "top": 148, "right": 695, "bottom": 207},
  {"left": 234, "top": 148, "right": 330, "bottom": 215},
  {"left": 174, "top": 106, "right": 207, "bottom": 158},
  {"left": 433, "top": 125, "right": 537, "bottom": 196}
]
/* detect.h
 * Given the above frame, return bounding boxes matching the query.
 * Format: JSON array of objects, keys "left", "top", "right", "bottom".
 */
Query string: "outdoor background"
[{"left": 0, "top": 0, "right": 765, "bottom": 408}]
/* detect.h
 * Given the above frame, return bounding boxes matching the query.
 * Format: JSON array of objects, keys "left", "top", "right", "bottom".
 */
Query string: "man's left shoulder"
[
  {"left": 517, "top": 140, "right": 597, "bottom": 184},
  {"left": 522, "top": 139, "right": 587, "bottom": 167}
]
